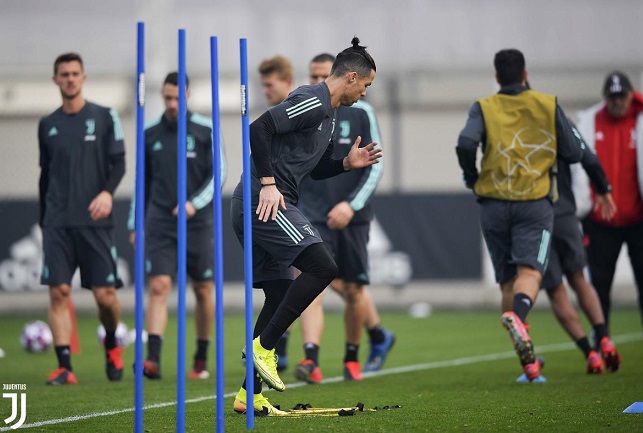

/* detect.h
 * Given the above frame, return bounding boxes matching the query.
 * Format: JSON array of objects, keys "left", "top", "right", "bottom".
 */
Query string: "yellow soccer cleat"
[
  {"left": 233, "top": 388, "right": 288, "bottom": 416},
  {"left": 252, "top": 337, "right": 285, "bottom": 392}
]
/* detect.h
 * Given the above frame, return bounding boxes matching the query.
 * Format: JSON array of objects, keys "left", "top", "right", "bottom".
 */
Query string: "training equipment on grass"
[
  {"left": 68, "top": 298, "right": 81, "bottom": 354},
  {"left": 134, "top": 21, "right": 146, "bottom": 433},
  {"left": 623, "top": 402, "right": 643, "bottom": 413},
  {"left": 516, "top": 373, "right": 547, "bottom": 383},
  {"left": 281, "top": 402, "right": 402, "bottom": 417},
  {"left": 20, "top": 320, "right": 53, "bottom": 353},
  {"left": 243, "top": 401, "right": 402, "bottom": 418},
  {"left": 239, "top": 37, "right": 255, "bottom": 430},
  {"left": 209, "top": 35, "right": 225, "bottom": 433},
  {"left": 176, "top": 28, "right": 188, "bottom": 433},
  {"left": 132, "top": 23, "right": 228, "bottom": 433},
  {"left": 96, "top": 322, "right": 129, "bottom": 347}
]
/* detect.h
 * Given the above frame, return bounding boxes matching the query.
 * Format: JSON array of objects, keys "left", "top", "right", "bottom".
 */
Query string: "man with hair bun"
[{"left": 231, "top": 37, "right": 381, "bottom": 415}]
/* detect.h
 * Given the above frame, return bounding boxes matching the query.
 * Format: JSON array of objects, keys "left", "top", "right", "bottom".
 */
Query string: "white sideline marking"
[{"left": 3, "top": 333, "right": 640, "bottom": 431}]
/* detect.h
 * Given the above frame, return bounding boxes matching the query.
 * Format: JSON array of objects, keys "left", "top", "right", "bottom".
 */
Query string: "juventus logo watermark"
[
  {"left": 302, "top": 224, "right": 314, "bottom": 236},
  {"left": 2, "top": 384, "right": 27, "bottom": 430}
]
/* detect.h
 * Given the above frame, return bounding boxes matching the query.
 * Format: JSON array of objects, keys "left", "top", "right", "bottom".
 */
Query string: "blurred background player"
[
  {"left": 294, "top": 53, "right": 393, "bottom": 384},
  {"left": 456, "top": 49, "right": 584, "bottom": 381},
  {"left": 256, "top": 55, "right": 295, "bottom": 371},
  {"left": 506, "top": 83, "right": 621, "bottom": 376},
  {"left": 127, "top": 72, "right": 227, "bottom": 380},
  {"left": 39, "top": 53, "right": 126, "bottom": 385},
  {"left": 539, "top": 114, "right": 620, "bottom": 374},
  {"left": 258, "top": 55, "right": 294, "bottom": 107},
  {"left": 231, "top": 37, "right": 380, "bottom": 415},
  {"left": 574, "top": 71, "right": 643, "bottom": 332}
]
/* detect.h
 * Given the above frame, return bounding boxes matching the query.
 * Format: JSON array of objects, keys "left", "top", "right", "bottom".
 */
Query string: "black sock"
[
  {"left": 344, "top": 343, "right": 359, "bottom": 363},
  {"left": 592, "top": 323, "right": 608, "bottom": 349},
  {"left": 576, "top": 337, "right": 592, "bottom": 357},
  {"left": 147, "top": 334, "right": 162, "bottom": 362},
  {"left": 104, "top": 330, "right": 117, "bottom": 350},
  {"left": 304, "top": 343, "right": 320, "bottom": 365},
  {"left": 55, "top": 345, "right": 72, "bottom": 371},
  {"left": 368, "top": 324, "right": 385, "bottom": 345},
  {"left": 260, "top": 244, "right": 336, "bottom": 349},
  {"left": 275, "top": 331, "right": 290, "bottom": 357},
  {"left": 253, "top": 280, "right": 290, "bottom": 346},
  {"left": 511, "top": 293, "right": 533, "bottom": 323},
  {"left": 242, "top": 373, "right": 263, "bottom": 395},
  {"left": 195, "top": 339, "right": 209, "bottom": 361}
]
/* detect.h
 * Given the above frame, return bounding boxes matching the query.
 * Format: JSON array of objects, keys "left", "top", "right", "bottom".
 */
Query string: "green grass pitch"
[{"left": 0, "top": 307, "right": 641, "bottom": 432}]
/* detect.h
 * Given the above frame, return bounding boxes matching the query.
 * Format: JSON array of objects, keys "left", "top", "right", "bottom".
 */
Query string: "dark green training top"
[
  {"left": 127, "top": 111, "right": 227, "bottom": 230},
  {"left": 38, "top": 101, "right": 125, "bottom": 227}
]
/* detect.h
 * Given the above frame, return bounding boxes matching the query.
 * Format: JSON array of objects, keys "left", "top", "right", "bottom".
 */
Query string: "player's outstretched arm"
[{"left": 344, "top": 136, "right": 381, "bottom": 170}]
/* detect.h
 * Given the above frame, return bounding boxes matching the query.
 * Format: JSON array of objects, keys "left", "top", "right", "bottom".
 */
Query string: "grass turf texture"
[{"left": 0, "top": 308, "right": 641, "bottom": 432}]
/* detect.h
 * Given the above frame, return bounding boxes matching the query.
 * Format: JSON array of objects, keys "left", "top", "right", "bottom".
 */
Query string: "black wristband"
[{"left": 261, "top": 183, "right": 276, "bottom": 188}]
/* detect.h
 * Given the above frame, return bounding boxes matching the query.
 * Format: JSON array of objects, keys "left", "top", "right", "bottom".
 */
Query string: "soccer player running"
[
  {"left": 540, "top": 116, "right": 621, "bottom": 374},
  {"left": 231, "top": 37, "right": 381, "bottom": 415},
  {"left": 294, "top": 53, "right": 393, "bottom": 384},
  {"left": 39, "top": 53, "right": 126, "bottom": 385},
  {"left": 456, "top": 49, "right": 584, "bottom": 381},
  {"left": 128, "top": 72, "right": 226, "bottom": 380}
]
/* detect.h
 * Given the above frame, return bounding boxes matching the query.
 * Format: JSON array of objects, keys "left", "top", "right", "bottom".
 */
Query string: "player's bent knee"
[{"left": 294, "top": 243, "right": 338, "bottom": 284}]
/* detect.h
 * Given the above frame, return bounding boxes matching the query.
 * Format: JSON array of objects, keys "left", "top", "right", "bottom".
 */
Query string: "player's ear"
[{"left": 348, "top": 71, "right": 357, "bottom": 83}]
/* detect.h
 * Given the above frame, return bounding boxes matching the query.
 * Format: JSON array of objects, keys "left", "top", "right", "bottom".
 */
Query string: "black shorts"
[
  {"left": 316, "top": 223, "right": 370, "bottom": 284},
  {"left": 480, "top": 198, "right": 554, "bottom": 284},
  {"left": 231, "top": 198, "right": 323, "bottom": 287},
  {"left": 541, "top": 213, "right": 587, "bottom": 290},
  {"left": 146, "top": 214, "right": 214, "bottom": 282},
  {"left": 41, "top": 227, "right": 123, "bottom": 289}
]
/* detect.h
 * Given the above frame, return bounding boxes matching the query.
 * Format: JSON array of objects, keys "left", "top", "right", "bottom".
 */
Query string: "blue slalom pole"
[
  {"left": 176, "top": 28, "right": 188, "bottom": 433},
  {"left": 134, "top": 21, "right": 146, "bottom": 433},
  {"left": 210, "top": 36, "right": 225, "bottom": 433},
  {"left": 240, "top": 38, "right": 254, "bottom": 430}
]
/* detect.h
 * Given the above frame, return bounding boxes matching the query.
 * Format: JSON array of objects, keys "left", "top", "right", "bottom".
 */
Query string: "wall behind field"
[
  {"left": 0, "top": 0, "right": 641, "bottom": 288},
  {"left": 2, "top": 0, "right": 643, "bottom": 197}
]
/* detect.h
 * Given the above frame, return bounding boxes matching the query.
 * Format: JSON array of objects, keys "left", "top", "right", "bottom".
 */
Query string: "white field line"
[{"left": 3, "top": 332, "right": 640, "bottom": 431}]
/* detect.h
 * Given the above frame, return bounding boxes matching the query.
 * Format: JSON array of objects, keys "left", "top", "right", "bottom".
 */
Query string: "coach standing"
[
  {"left": 39, "top": 53, "right": 126, "bottom": 385},
  {"left": 575, "top": 71, "right": 643, "bottom": 330}
]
